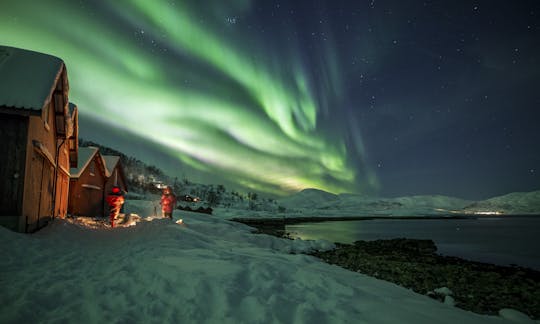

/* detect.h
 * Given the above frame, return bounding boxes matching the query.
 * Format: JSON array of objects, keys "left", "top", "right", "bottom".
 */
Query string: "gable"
[{"left": 70, "top": 147, "right": 106, "bottom": 179}]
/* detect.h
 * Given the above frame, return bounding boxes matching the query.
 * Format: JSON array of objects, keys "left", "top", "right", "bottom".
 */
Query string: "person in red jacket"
[
  {"left": 106, "top": 186, "right": 125, "bottom": 228},
  {"left": 160, "top": 186, "right": 177, "bottom": 219}
]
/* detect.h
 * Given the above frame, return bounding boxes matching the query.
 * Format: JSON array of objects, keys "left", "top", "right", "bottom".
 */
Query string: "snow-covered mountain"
[
  {"left": 274, "top": 189, "right": 540, "bottom": 217},
  {"left": 277, "top": 188, "right": 340, "bottom": 208}
]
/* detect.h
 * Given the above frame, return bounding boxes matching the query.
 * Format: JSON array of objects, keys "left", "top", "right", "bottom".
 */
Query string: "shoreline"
[
  {"left": 233, "top": 216, "right": 540, "bottom": 320},
  {"left": 231, "top": 215, "right": 539, "bottom": 238},
  {"left": 232, "top": 215, "right": 476, "bottom": 238},
  {"left": 310, "top": 239, "right": 540, "bottom": 320},
  {"left": 232, "top": 215, "right": 469, "bottom": 233}
]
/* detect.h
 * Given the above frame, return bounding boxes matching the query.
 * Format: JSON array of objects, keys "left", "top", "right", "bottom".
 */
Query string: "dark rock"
[{"left": 310, "top": 238, "right": 540, "bottom": 320}]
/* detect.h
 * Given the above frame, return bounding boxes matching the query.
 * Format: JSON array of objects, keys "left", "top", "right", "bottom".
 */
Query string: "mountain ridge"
[{"left": 278, "top": 188, "right": 540, "bottom": 216}]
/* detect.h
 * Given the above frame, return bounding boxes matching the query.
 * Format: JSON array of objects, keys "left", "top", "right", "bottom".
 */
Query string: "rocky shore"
[{"left": 309, "top": 238, "right": 540, "bottom": 320}]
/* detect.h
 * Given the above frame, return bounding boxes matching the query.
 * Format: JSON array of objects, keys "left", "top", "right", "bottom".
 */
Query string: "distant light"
[{"left": 473, "top": 211, "right": 503, "bottom": 215}]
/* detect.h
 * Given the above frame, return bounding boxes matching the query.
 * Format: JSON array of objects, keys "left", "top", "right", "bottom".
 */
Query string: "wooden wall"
[
  {"left": 54, "top": 127, "right": 71, "bottom": 218},
  {"left": 69, "top": 156, "right": 107, "bottom": 217},
  {"left": 22, "top": 103, "right": 57, "bottom": 232},
  {"left": 55, "top": 169, "right": 69, "bottom": 218},
  {"left": 0, "top": 114, "right": 28, "bottom": 231}
]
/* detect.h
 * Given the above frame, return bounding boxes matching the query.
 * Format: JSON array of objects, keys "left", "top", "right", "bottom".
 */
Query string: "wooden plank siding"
[
  {"left": 22, "top": 101, "right": 57, "bottom": 231},
  {"left": 68, "top": 154, "right": 107, "bottom": 217},
  {"left": 55, "top": 169, "right": 70, "bottom": 218}
]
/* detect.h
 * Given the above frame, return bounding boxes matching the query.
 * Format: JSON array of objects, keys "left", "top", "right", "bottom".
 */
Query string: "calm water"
[{"left": 287, "top": 216, "right": 540, "bottom": 270}]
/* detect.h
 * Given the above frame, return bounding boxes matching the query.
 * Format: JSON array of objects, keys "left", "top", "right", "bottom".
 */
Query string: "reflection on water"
[{"left": 287, "top": 216, "right": 540, "bottom": 270}]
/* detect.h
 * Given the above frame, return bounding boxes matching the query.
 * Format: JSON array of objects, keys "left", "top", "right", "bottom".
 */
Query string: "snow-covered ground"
[{"left": 0, "top": 200, "right": 536, "bottom": 323}]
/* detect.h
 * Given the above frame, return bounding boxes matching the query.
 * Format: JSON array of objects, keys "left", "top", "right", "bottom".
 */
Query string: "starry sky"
[{"left": 1, "top": 0, "right": 539, "bottom": 199}]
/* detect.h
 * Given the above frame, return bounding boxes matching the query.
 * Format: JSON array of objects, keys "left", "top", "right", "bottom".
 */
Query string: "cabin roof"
[
  {"left": 102, "top": 155, "right": 121, "bottom": 177},
  {"left": 70, "top": 147, "right": 101, "bottom": 178},
  {"left": 0, "top": 45, "right": 64, "bottom": 110}
]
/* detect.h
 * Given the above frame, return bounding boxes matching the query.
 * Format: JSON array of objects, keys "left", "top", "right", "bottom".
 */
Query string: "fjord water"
[{"left": 287, "top": 216, "right": 540, "bottom": 270}]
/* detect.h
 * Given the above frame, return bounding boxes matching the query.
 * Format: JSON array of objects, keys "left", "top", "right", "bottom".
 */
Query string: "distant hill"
[
  {"left": 462, "top": 191, "right": 540, "bottom": 215},
  {"left": 277, "top": 188, "right": 540, "bottom": 216},
  {"left": 277, "top": 188, "right": 339, "bottom": 209}
]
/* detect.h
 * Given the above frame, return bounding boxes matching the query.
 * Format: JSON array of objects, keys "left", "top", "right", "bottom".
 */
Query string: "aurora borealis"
[{"left": 1, "top": 0, "right": 539, "bottom": 198}]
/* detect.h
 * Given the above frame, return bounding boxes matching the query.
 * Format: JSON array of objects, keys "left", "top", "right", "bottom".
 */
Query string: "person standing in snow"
[
  {"left": 160, "top": 186, "right": 177, "bottom": 220},
  {"left": 106, "top": 186, "right": 125, "bottom": 228}
]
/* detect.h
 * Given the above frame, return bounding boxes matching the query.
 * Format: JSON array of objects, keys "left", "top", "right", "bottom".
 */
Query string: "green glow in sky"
[{"left": 0, "top": 0, "right": 376, "bottom": 195}]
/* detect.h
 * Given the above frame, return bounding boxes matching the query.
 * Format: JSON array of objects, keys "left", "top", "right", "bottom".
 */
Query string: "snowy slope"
[
  {"left": 278, "top": 188, "right": 339, "bottom": 209},
  {"left": 275, "top": 190, "right": 472, "bottom": 217},
  {"left": 0, "top": 200, "right": 528, "bottom": 323},
  {"left": 273, "top": 189, "right": 540, "bottom": 217},
  {"left": 462, "top": 191, "right": 540, "bottom": 215}
]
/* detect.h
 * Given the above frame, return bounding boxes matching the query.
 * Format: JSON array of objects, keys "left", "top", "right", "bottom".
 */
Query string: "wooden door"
[{"left": 0, "top": 115, "right": 27, "bottom": 218}]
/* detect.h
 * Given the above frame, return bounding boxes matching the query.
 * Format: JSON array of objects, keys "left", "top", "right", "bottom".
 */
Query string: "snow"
[
  {"left": 0, "top": 45, "right": 63, "bottom": 110},
  {"left": 102, "top": 155, "right": 121, "bottom": 177},
  {"left": 274, "top": 189, "right": 472, "bottom": 217},
  {"left": 444, "top": 296, "right": 456, "bottom": 307},
  {"left": 215, "top": 189, "right": 540, "bottom": 218},
  {"left": 271, "top": 190, "right": 474, "bottom": 218},
  {"left": 434, "top": 287, "right": 453, "bottom": 296},
  {"left": 0, "top": 199, "right": 532, "bottom": 323},
  {"left": 498, "top": 309, "right": 537, "bottom": 323}
]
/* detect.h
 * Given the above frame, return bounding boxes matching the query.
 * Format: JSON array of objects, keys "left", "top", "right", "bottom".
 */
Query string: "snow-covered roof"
[
  {"left": 102, "top": 155, "right": 121, "bottom": 178},
  {"left": 0, "top": 45, "right": 64, "bottom": 110},
  {"left": 70, "top": 147, "right": 99, "bottom": 178}
]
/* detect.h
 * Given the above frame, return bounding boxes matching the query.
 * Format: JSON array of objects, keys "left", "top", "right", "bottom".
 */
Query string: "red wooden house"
[
  {"left": 68, "top": 149, "right": 129, "bottom": 217},
  {"left": 68, "top": 147, "right": 108, "bottom": 217}
]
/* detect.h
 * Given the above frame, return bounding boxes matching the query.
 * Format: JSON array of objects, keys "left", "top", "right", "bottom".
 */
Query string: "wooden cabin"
[
  {"left": 68, "top": 147, "right": 108, "bottom": 217},
  {"left": 0, "top": 46, "right": 76, "bottom": 232},
  {"left": 102, "top": 155, "right": 128, "bottom": 213}
]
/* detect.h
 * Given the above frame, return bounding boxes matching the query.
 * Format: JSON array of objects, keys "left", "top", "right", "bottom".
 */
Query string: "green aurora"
[{"left": 0, "top": 0, "right": 377, "bottom": 195}]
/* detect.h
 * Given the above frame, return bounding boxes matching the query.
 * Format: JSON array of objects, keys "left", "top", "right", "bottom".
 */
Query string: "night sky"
[{"left": 1, "top": 0, "right": 539, "bottom": 199}]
